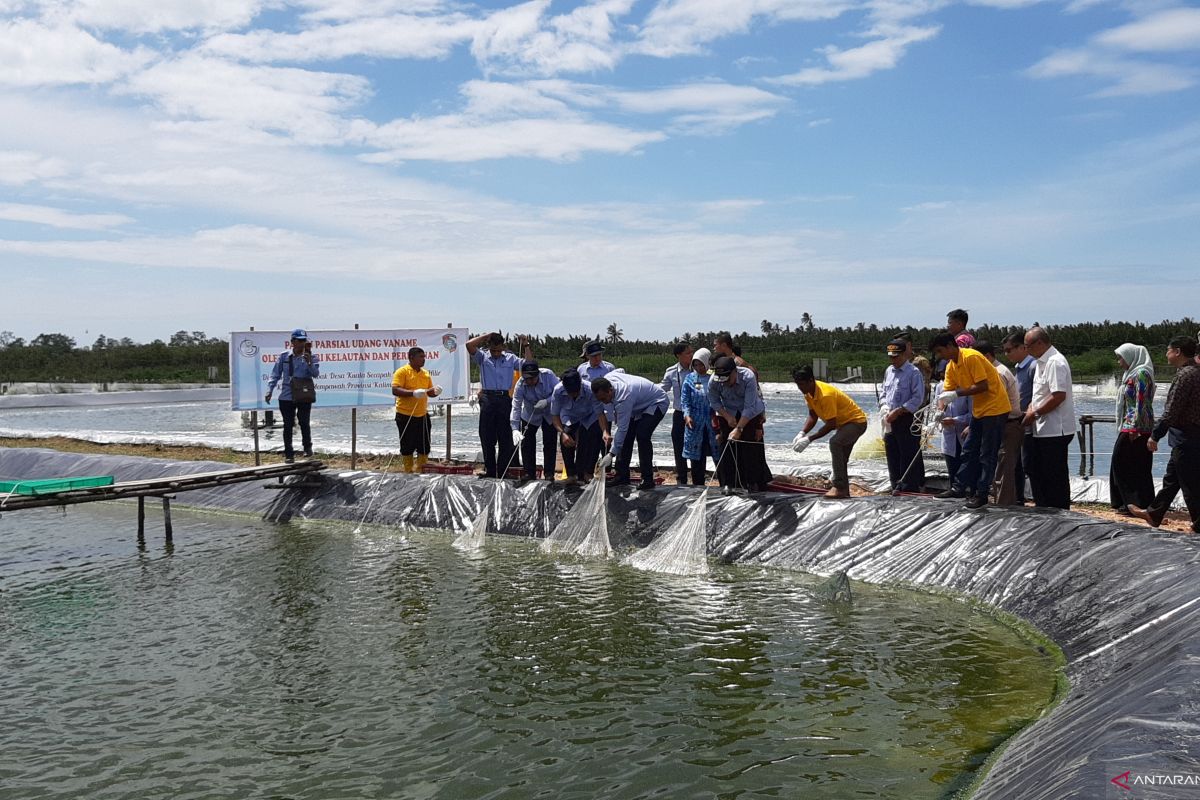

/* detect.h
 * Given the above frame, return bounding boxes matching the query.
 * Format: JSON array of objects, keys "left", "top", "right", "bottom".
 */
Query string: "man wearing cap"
[
  {"left": 661, "top": 342, "right": 694, "bottom": 485},
  {"left": 550, "top": 369, "right": 604, "bottom": 485},
  {"left": 708, "top": 356, "right": 772, "bottom": 494},
  {"left": 881, "top": 338, "right": 925, "bottom": 493},
  {"left": 592, "top": 373, "right": 669, "bottom": 490},
  {"left": 791, "top": 365, "right": 867, "bottom": 499},
  {"left": 511, "top": 362, "right": 560, "bottom": 485},
  {"left": 466, "top": 332, "right": 532, "bottom": 478},
  {"left": 391, "top": 346, "right": 441, "bottom": 473},
  {"left": 578, "top": 340, "right": 617, "bottom": 382},
  {"left": 930, "top": 331, "right": 1011, "bottom": 509},
  {"left": 265, "top": 328, "right": 320, "bottom": 463}
]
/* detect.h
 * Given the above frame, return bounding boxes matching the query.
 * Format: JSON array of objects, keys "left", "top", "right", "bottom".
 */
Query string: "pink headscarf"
[{"left": 955, "top": 333, "right": 976, "bottom": 349}]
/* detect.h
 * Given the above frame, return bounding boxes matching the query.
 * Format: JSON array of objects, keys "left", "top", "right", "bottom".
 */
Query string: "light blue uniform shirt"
[
  {"left": 266, "top": 351, "right": 321, "bottom": 402},
  {"left": 882, "top": 361, "right": 924, "bottom": 414},
  {"left": 511, "top": 369, "right": 560, "bottom": 429},
  {"left": 706, "top": 367, "right": 766, "bottom": 421},
  {"left": 606, "top": 373, "right": 669, "bottom": 454},
  {"left": 473, "top": 349, "right": 526, "bottom": 390},
  {"left": 660, "top": 362, "right": 693, "bottom": 411},
  {"left": 578, "top": 360, "right": 616, "bottom": 382},
  {"left": 551, "top": 381, "right": 602, "bottom": 429}
]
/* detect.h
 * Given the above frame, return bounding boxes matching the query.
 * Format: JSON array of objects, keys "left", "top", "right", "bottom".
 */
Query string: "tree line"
[{"left": 1, "top": 317, "right": 1195, "bottom": 384}]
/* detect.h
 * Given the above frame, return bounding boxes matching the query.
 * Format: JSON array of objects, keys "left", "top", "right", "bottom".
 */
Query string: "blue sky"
[{"left": 1, "top": 0, "right": 1198, "bottom": 344}]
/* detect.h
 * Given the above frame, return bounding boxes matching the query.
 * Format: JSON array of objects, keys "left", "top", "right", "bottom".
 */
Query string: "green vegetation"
[{"left": 1, "top": 316, "right": 1195, "bottom": 385}]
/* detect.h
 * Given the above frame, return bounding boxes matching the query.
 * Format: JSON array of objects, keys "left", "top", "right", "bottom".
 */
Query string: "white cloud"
[
  {"left": 201, "top": 13, "right": 477, "bottom": 62},
  {"left": 64, "top": 0, "right": 266, "bottom": 33},
  {"left": 768, "top": 24, "right": 941, "bottom": 85},
  {"left": 1094, "top": 6, "right": 1200, "bottom": 52},
  {"left": 0, "top": 202, "right": 133, "bottom": 230},
  {"left": 470, "top": 0, "right": 634, "bottom": 75},
  {"left": 1028, "top": 47, "right": 1195, "bottom": 96},
  {"left": 636, "top": 0, "right": 854, "bottom": 58},
  {"left": 295, "top": 0, "right": 451, "bottom": 23},
  {"left": 0, "top": 150, "right": 70, "bottom": 185},
  {"left": 807, "top": 117, "right": 832, "bottom": 127},
  {"left": 119, "top": 55, "right": 372, "bottom": 145},
  {"left": 0, "top": 19, "right": 151, "bottom": 87}
]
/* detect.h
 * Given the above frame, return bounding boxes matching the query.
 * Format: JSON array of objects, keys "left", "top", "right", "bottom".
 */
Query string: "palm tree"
[
  {"left": 606, "top": 322, "right": 624, "bottom": 343},
  {"left": 801, "top": 312, "right": 814, "bottom": 332}
]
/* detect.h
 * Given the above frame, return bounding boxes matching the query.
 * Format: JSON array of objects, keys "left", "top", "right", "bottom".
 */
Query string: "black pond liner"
[{"left": 3, "top": 446, "right": 1198, "bottom": 799}]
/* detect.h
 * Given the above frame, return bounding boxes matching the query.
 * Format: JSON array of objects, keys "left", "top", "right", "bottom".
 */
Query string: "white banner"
[{"left": 229, "top": 328, "right": 470, "bottom": 411}]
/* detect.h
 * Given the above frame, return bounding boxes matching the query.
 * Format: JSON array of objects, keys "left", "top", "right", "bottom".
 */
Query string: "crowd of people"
[{"left": 266, "top": 314, "right": 1200, "bottom": 533}]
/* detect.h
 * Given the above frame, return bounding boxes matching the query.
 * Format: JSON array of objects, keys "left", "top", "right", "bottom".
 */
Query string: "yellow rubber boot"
[
  {"left": 401, "top": 455, "right": 415, "bottom": 473},
  {"left": 416, "top": 454, "right": 428, "bottom": 473}
]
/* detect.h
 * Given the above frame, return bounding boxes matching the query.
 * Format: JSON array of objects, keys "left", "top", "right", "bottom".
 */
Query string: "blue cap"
[
  {"left": 291, "top": 328, "right": 308, "bottom": 340},
  {"left": 560, "top": 369, "right": 582, "bottom": 391},
  {"left": 583, "top": 340, "right": 604, "bottom": 356}
]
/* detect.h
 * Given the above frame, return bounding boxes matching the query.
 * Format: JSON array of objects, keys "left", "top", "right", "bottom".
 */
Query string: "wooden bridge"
[{"left": 0, "top": 461, "right": 323, "bottom": 540}]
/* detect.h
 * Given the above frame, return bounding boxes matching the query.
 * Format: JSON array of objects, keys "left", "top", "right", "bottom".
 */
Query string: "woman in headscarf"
[
  {"left": 1110, "top": 343, "right": 1156, "bottom": 513},
  {"left": 681, "top": 348, "right": 719, "bottom": 486}
]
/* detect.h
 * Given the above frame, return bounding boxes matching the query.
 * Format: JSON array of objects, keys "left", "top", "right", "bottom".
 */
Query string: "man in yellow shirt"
[
  {"left": 391, "top": 346, "right": 442, "bottom": 473},
  {"left": 791, "top": 365, "right": 868, "bottom": 499},
  {"left": 930, "top": 331, "right": 1012, "bottom": 509}
]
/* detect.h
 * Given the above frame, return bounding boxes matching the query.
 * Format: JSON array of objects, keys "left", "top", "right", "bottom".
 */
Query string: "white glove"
[
  {"left": 512, "top": 429, "right": 524, "bottom": 446},
  {"left": 598, "top": 453, "right": 613, "bottom": 469},
  {"left": 937, "top": 390, "right": 957, "bottom": 408},
  {"left": 880, "top": 405, "right": 892, "bottom": 435},
  {"left": 533, "top": 399, "right": 549, "bottom": 411},
  {"left": 791, "top": 433, "right": 811, "bottom": 454},
  {"left": 412, "top": 388, "right": 427, "bottom": 398}
]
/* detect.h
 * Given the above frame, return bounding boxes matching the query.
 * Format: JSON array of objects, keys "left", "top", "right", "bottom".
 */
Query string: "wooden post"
[
  {"left": 137, "top": 496, "right": 145, "bottom": 540},
  {"left": 446, "top": 322, "right": 453, "bottom": 463},
  {"left": 1089, "top": 418, "right": 1096, "bottom": 478},
  {"left": 162, "top": 496, "right": 173, "bottom": 541},
  {"left": 351, "top": 323, "right": 359, "bottom": 470},
  {"left": 251, "top": 325, "right": 261, "bottom": 466}
]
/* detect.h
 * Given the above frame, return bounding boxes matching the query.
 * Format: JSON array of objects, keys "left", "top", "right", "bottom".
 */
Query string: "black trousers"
[
  {"left": 478, "top": 393, "right": 514, "bottom": 478},
  {"left": 615, "top": 408, "right": 666, "bottom": 484},
  {"left": 671, "top": 410, "right": 688, "bottom": 484},
  {"left": 561, "top": 421, "right": 602, "bottom": 480},
  {"left": 395, "top": 413, "right": 431, "bottom": 456},
  {"left": 1146, "top": 439, "right": 1200, "bottom": 531},
  {"left": 883, "top": 411, "right": 924, "bottom": 491},
  {"left": 1029, "top": 434, "right": 1074, "bottom": 509},
  {"left": 1109, "top": 431, "right": 1155, "bottom": 511},
  {"left": 715, "top": 415, "right": 772, "bottom": 492},
  {"left": 517, "top": 419, "right": 557, "bottom": 480},
  {"left": 278, "top": 399, "right": 312, "bottom": 458}
]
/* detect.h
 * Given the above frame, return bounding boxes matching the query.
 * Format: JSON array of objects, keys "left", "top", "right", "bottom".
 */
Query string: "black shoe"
[
  {"left": 303, "top": 448, "right": 313, "bottom": 458},
  {"left": 516, "top": 476, "right": 534, "bottom": 487},
  {"left": 284, "top": 455, "right": 295, "bottom": 464},
  {"left": 935, "top": 488, "right": 966, "bottom": 499},
  {"left": 637, "top": 481, "right": 656, "bottom": 491},
  {"left": 964, "top": 495, "right": 987, "bottom": 510}
]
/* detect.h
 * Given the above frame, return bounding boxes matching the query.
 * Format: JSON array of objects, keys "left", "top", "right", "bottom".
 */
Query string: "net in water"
[
  {"left": 453, "top": 506, "right": 489, "bottom": 551},
  {"left": 540, "top": 479, "right": 612, "bottom": 559},
  {"left": 623, "top": 489, "right": 710, "bottom": 576}
]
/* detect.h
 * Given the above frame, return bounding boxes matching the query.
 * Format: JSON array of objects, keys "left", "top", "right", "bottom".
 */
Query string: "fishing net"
[
  {"left": 623, "top": 490, "right": 710, "bottom": 576},
  {"left": 540, "top": 479, "right": 612, "bottom": 558},
  {"left": 452, "top": 505, "right": 489, "bottom": 551}
]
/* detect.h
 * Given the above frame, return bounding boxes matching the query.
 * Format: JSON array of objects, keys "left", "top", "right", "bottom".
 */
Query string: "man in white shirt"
[
  {"left": 1022, "top": 327, "right": 1077, "bottom": 509},
  {"left": 979, "top": 341, "right": 1024, "bottom": 506}
]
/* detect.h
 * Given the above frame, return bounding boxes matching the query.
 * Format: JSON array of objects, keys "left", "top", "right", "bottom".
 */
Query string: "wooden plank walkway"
[{"left": 0, "top": 461, "right": 323, "bottom": 513}]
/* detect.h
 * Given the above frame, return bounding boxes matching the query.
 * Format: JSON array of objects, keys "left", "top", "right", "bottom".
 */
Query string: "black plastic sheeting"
[{"left": 2, "top": 446, "right": 1198, "bottom": 799}]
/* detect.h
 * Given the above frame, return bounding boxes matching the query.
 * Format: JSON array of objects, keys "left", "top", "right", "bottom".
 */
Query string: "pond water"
[{"left": 0, "top": 505, "right": 1059, "bottom": 799}]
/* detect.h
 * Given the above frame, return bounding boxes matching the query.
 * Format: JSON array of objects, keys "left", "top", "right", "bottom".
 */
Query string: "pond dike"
[{"left": 3, "top": 446, "right": 1197, "bottom": 799}]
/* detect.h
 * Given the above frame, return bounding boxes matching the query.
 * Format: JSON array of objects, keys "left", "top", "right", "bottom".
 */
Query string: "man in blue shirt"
[
  {"left": 881, "top": 338, "right": 925, "bottom": 492},
  {"left": 661, "top": 341, "right": 694, "bottom": 485},
  {"left": 265, "top": 327, "right": 320, "bottom": 463},
  {"left": 707, "top": 356, "right": 772, "bottom": 494},
  {"left": 550, "top": 369, "right": 603, "bottom": 485},
  {"left": 592, "top": 373, "right": 669, "bottom": 490},
  {"left": 1002, "top": 330, "right": 1036, "bottom": 504},
  {"left": 467, "top": 331, "right": 531, "bottom": 478},
  {"left": 577, "top": 340, "right": 616, "bottom": 382},
  {"left": 511, "top": 361, "right": 559, "bottom": 485}
]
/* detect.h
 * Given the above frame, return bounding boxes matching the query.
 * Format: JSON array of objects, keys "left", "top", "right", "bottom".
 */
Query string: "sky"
[{"left": 1, "top": 0, "right": 1198, "bottom": 345}]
